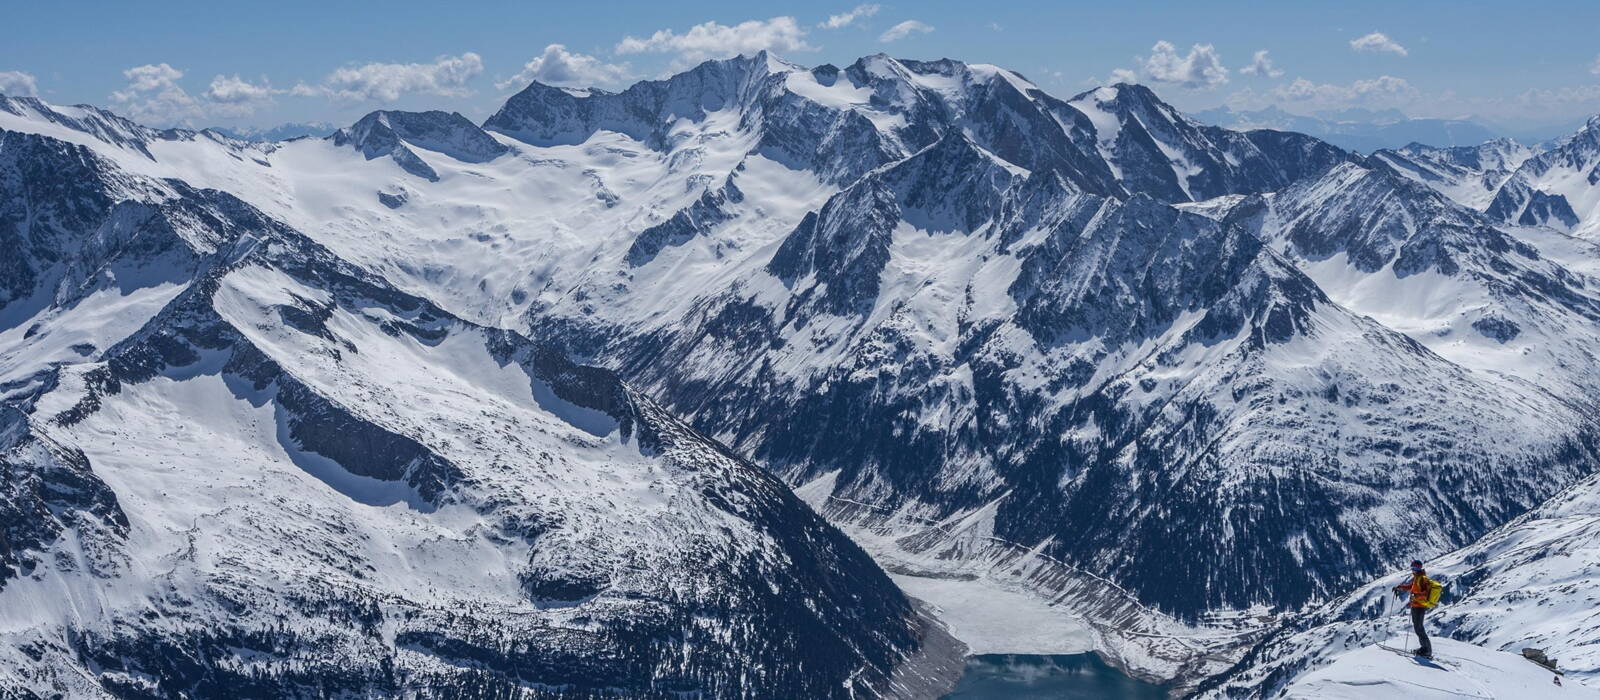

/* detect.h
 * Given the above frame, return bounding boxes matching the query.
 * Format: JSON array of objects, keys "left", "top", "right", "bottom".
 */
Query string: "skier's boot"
[{"left": 1413, "top": 648, "right": 1433, "bottom": 659}]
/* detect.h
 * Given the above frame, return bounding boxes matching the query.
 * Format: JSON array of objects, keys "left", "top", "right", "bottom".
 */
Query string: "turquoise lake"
[{"left": 944, "top": 653, "right": 1168, "bottom": 699}]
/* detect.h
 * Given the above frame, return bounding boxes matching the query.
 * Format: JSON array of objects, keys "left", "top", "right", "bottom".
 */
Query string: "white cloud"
[
  {"left": 1591, "top": 55, "right": 1600, "bottom": 75},
  {"left": 113, "top": 63, "right": 184, "bottom": 101},
  {"left": 496, "top": 44, "right": 631, "bottom": 90},
  {"left": 0, "top": 70, "right": 39, "bottom": 97},
  {"left": 821, "top": 4, "right": 880, "bottom": 29},
  {"left": 1268, "top": 75, "right": 1419, "bottom": 111},
  {"left": 1108, "top": 67, "right": 1139, "bottom": 84},
  {"left": 878, "top": 20, "right": 934, "bottom": 43},
  {"left": 111, "top": 63, "right": 204, "bottom": 125},
  {"left": 1349, "top": 32, "right": 1408, "bottom": 56},
  {"left": 203, "top": 75, "right": 274, "bottom": 104},
  {"left": 616, "top": 17, "right": 813, "bottom": 67},
  {"left": 201, "top": 74, "right": 278, "bottom": 117},
  {"left": 1141, "top": 41, "right": 1228, "bottom": 89},
  {"left": 1239, "top": 50, "right": 1284, "bottom": 78},
  {"left": 316, "top": 52, "right": 484, "bottom": 102},
  {"left": 112, "top": 64, "right": 287, "bottom": 124},
  {"left": 1516, "top": 83, "right": 1600, "bottom": 110}
]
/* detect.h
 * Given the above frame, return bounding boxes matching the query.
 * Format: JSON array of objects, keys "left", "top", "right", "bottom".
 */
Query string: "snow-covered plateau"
[{"left": 2, "top": 51, "right": 1599, "bottom": 698}]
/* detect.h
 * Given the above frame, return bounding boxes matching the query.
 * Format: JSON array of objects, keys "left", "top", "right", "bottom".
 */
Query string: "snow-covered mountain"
[
  {"left": 0, "top": 105, "right": 959, "bottom": 697},
  {"left": 1198, "top": 470, "right": 1600, "bottom": 697},
  {"left": 1370, "top": 138, "right": 1537, "bottom": 210},
  {"left": 333, "top": 110, "right": 509, "bottom": 182},
  {"left": 3, "top": 50, "right": 1599, "bottom": 696},
  {"left": 1485, "top": 116, "right": 1600, "bottom": 238},
  {"left": 211, "top": 121, "right": 335, "bottom": 142},
  {"left": 1204, "top": 161, "right": 1600, "bottom": 400}
]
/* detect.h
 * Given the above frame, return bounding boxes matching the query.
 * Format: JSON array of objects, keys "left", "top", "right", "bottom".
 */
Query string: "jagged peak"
[
  {"left": 333, "top": 109, "right": 507, "bottom": 165},
  {"left": 1286, "top": 160, "right": 1458, "bottom": 212},
  {"left": 1068, "top": 82, "right": 1181, "bottom": 120}
]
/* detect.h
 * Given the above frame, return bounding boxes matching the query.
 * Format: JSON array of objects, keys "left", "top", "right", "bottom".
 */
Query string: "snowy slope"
[
  {"left": 0, "top": 125, "right": 957, "bottom": 697},
  {"left": 1485, "top": 117, "right": 1600, "bottom": 237},
  {"left": 1203, "top": 161, "right": 1600, "bottom": 399},
  {"left": 1370, "top": 138, "right": 1536, "bottom": 209},
  {"left": 2, "top": 56, "right": 1598, "bottom": 694},
  {"left": 1281, "top": 640, "right": 1595, "bottom": 699},
  {"left": 575, "top": 135, "right": 1597, "bottom": 682},
  {"left": 1198, "top": 471, "right": 1600, "bottom": 697}
]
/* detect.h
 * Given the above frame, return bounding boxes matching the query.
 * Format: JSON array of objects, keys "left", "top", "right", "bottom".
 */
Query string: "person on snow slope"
[{"left": 1392, "top": 559, "right": 1443, "bottom": 658}]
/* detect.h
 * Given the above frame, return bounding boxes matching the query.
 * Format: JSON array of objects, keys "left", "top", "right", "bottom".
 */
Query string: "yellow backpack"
[{"left": 1422, "top": 576, "right": 1444, "bottom": 608}]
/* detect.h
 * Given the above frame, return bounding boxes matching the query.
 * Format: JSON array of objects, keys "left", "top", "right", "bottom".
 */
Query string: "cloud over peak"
[
  {"left": 616, "top": 17, "right": 813, "bottom": 66},
  {"left": 496, "top": 44, "right": 630, "bottom": 90},
  {"left": 0, "top": 70, "right": 39, "bottom": 97},
  {"left": 110, "top": 63, "right": 204, "bottom": 125},
  {"left": 1142, "top": 41, "right": 1228, "bottom": 89},
  {"left": 316, "top": 53, "right": 484, "bottom": 102}
]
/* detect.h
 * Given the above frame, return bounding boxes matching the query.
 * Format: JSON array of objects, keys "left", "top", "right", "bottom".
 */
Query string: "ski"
[
  {"left": 1377, "top": 644, "right": 1428, "bottom": 657},
  {"left": 1378, "top": 644, "right": 1447, "bottom": 667}
]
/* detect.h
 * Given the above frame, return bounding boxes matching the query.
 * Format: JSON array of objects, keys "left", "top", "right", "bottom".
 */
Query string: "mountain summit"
[{"left": 3, "top": 52, "right": 1599, "bottom": 696}]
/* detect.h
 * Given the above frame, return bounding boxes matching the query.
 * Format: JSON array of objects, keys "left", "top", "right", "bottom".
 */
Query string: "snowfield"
[
  {"left": 3, "top": 50, "right": 1600, "bottom": 698},
  {"left": 1283, "top": 639, "right": 1596, "bottom": 699}
]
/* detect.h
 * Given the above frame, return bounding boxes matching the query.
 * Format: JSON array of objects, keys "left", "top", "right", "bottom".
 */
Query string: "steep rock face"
[
  {"left": 0, "top": 406, "right": 127, "bottom": 591},
  {"left": 3, "top": 57, "right": 1598, "bottom": 691},
  {"left": 331, "top": 110, "right": 510, "bottom": 181},
  {"left": 1065, "top": 84, "right": 1354, "bottom": 202},
  {"left": 0, "top": 131, "right": 157, "bottom": 322},
  {"left": 481, "top": 64, "right": 1598, "bottom": 631},
  {"left": 1487, "top": 117, "right": 1600, "bottom": 237},
  {"left": 626, "top": 179, "right": 744, "bottom": 267},
  {"left": 0, "top": 128, "right": 252, "bottom": 408},
  {"left": 0, "top": 94, "right": 267, "bottom": 164},
  {"left": 580, "top": 155, "right": 1596, "bottom": 622},
  {"left": 0, "top": 130, "right": 950, "bottom": 698},
  {"left": 484, "top": 56, "right": 770, "bottom": 148},
  {"left": 1487, "top": 177, "right": 1581, "bottom": 227},
  {"left": 1210, "top": 162, "right": 1600, "bottom": 399},
  {"left": 485, "top": 55, "right": 1351, "bottom": 201},
  {"left": 767, "top": 133, "right": 1017, "bottom": 317},
  {"left": 1370, "top": 138, "right": 1535, "bottom": 210}
]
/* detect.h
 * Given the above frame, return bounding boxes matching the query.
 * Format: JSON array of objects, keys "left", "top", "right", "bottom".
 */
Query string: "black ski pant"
[{"left": 1410, "top": 606, "right": 1431, "bottom": 655}]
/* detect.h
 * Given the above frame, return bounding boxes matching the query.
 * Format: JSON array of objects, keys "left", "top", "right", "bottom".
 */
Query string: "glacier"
[{"left": 2, "top": 51, "right": 1600, "bottom": 697}]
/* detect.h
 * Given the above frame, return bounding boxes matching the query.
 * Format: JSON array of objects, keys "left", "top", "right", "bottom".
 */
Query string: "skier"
[{"left": 1392, "top": 560, "right": 1442, "bottom": 658}]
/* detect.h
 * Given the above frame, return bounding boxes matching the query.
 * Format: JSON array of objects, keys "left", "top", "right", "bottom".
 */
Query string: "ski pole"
[{"left": 1404, "top": 605, "right": 1412, "bottom": 653}]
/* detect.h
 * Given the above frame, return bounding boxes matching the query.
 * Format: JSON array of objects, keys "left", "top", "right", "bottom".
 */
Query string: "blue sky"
[{"left": 2, "top": 0, "right": 1597, "bottom": 133}]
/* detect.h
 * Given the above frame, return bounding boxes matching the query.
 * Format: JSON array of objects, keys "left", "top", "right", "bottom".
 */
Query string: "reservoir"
[{"left": 944, "top": 653, "right": 1168, "bottom": 699}]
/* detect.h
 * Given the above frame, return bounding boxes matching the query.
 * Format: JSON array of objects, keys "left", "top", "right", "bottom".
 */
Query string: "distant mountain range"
[
  {"left": 3, "top": 52, "right": 1599, "bottom": 697},
  {"left": 1190, "top": 105, "right": 1500, "bottom": 153},
  {"left": 211, "top": 121, "right": 336, "bottom": 142}
]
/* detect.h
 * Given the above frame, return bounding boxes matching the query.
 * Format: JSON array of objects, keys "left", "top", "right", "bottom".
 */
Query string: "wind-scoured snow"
[
  {"left": 0, "top": 122, "right": 951, "bottom": 697},
  {"left": 1485, "top": 117, "right": 1600, "bottom": 238},
  {"left": 3, "top": 51, "right": 1600, "bottom": 697},
  {"left": 1199, "top": 471, "right": 1600, "bottom": 697},
  {"left": 1281, "top": 640, "right": 1597, "bottom": 699}
]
